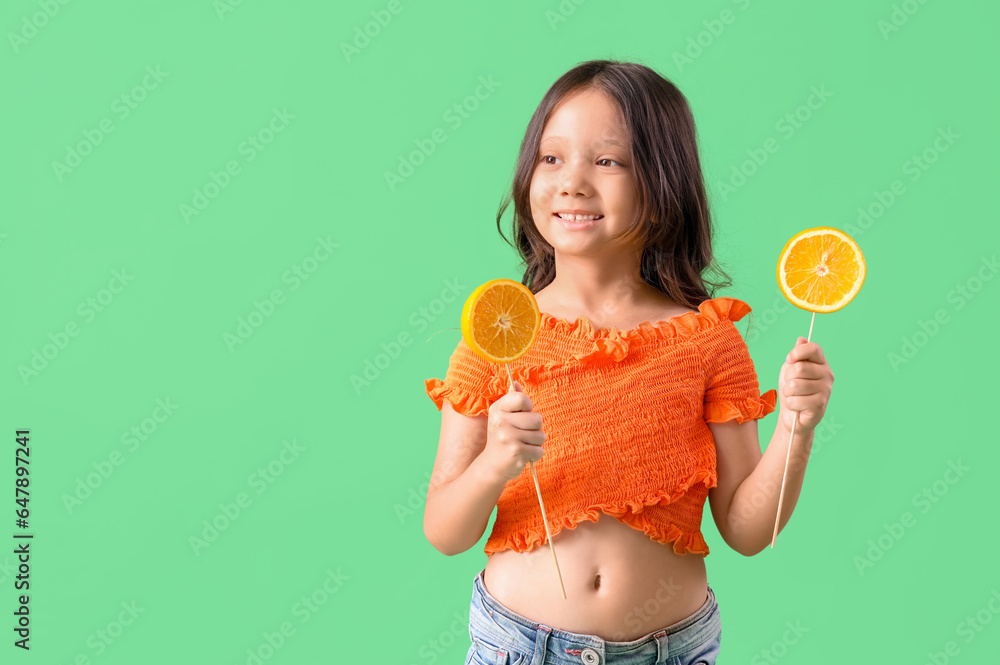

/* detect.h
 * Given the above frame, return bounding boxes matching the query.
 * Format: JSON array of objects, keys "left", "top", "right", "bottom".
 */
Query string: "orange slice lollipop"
[
  {"left": 460, "top": 278, "right": 565, "bottom": 598},
  {"left": 771, "top": 226, "right": 865, "bottom": 550},
  {"left": 777, "top": 226, "right": 866, "bottom": 313},
  {"left": 461, "top": 278, "right": 541, "bottom": 363}
]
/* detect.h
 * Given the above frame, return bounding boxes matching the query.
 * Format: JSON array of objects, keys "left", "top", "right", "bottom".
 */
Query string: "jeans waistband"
[{"left": 470, "top": 569, "right": 719, "bottom": 664}]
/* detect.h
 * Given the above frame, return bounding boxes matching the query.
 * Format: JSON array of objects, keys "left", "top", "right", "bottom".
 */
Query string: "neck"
[{"left": 544, "top": 248, "right": 657, "bottom": 315}]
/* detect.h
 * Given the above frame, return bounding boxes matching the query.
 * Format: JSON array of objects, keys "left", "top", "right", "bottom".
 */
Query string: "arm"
[
  {"left": 708, "top": 417, "right": 814, "bottom": 556},
  {"left": 423, "top": 401, "right": 508, "bottom": 556},
  {"left": 708, "top": 336, "right": 833, "bottom": 556}
]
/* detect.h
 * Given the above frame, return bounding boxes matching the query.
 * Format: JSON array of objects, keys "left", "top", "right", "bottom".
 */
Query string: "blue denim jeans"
[{"left": 466, "top": 569, "right": 721, "bottom": 665}]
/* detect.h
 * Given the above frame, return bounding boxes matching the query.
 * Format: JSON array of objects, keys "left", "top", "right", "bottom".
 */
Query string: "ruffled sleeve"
[
  {"left": 424, "top": 338, "right": 506, "bottom": 417},
  {"left": 698, "top": 299, "right": 778, "bottom": 424}
]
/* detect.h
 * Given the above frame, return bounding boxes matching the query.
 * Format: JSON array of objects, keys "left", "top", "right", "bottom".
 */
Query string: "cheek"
[
  {"left": 531, "top": 170, "right": 559, "bottom": 202},
  {"left": 617, "top": 180, "right": 638, "bottom": 206},
  {"left": 529, "top": 178, "right": 547, "bottom": 212},
  {"left": 610, "top": 184, "right": 639, "bottom": 220}
]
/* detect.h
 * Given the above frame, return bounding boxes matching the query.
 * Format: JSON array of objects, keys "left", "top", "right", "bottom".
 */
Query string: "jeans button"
[{"left": 580, "top": 647, "right": 600, "bottom": 664}]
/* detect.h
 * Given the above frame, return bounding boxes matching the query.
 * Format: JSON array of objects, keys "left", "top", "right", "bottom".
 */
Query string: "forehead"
[{"left": 540, "top": 88, "right": 628, "bottom": 147}]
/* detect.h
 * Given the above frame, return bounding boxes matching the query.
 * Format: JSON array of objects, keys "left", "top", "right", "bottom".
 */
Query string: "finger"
[
  {"left": 787, "top": 363, "right": 827, "bottom": 380},
  {"left": 782, "top": 393, "right": 822, "bottom": 412},
  {"left": 507, "top": 424, "right": 545, "bottom": 446},
  {"left": 787, "top": 342, "right": 826, "bottom": 364},
  {"left": 523, "top": 438, "right": 545, "bottom": 462},
  {"left": 780, "top": 360, "right": 823, "bottom": 382},
  {"left": 503, "top": 392, "right": 533, "bottom": 413},
  {"left": 786, "top": 341, "right": 813, "bottom": 363},
  {"left": 523, "top": 429, "right": 546, "bottom": 447},
  {"left": 511, "top": 411, "right": 543, "bottom": 430},
  {"left": 784, "top": 376, "right": 824, "bottom": 396}
]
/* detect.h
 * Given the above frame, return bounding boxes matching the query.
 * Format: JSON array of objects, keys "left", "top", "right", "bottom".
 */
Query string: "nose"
[{"left": 557, "top": 158, "right": 592, "bottom": 198}]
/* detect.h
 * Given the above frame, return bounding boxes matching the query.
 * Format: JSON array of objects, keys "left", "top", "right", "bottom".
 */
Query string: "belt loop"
[
  {"left": 652, "top": 629, "right": 669, "bottom": 663},
  {"left": 533, "top": 624, "right": 551, "bottom": 664}
]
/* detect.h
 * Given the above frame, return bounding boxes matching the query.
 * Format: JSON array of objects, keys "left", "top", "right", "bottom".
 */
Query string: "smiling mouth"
[{"left": 554, "top": 213, "right": 604, "bottom": 221}]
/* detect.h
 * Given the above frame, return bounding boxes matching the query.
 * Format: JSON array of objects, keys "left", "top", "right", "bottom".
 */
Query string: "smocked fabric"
[{"left": 424, "top": 297, "right": 777, "bottom": 558}]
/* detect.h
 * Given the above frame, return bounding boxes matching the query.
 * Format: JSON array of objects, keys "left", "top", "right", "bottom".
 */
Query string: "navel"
[{"left": 593, "top": 574, "right": 601, "bottom": 590}]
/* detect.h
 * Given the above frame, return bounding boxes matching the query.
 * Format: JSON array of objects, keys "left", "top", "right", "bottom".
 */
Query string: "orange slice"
[
  {"left": 777, "top": 226, "right": 866, "bottom": 313},
  {"left": 461, "top": 279, "right": 541, "bottom": 363}
]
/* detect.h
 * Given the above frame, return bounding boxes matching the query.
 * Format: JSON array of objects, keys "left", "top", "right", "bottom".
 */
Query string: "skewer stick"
[
  {"left": 505, "top": 363, "right": 567, "bottom": 599},
  {"left": 770, "top": 311, "right": 816, "bottom": 548}
]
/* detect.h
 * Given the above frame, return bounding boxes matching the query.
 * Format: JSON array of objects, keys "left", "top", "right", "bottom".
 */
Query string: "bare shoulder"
[
  {"left": 651, "top": 294, "right": 699, "bottom": 321},
  {"left": 662, "top": 303, "right": 699, "bottom": 318}
]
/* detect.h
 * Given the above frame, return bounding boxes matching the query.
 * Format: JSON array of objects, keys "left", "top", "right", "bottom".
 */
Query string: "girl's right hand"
[{"left": 483, "top": 381, "right": 546, "bottom": 483}]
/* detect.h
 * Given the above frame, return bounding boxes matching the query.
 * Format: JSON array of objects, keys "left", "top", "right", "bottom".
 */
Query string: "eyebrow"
[{"left": 540, "top": 136, "right": 628, "bottom": 149}]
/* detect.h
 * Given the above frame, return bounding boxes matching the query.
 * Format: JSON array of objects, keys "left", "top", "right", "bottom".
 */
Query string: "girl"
[{"left": 424, "top": 60, "right": 834, "bottom": 665}]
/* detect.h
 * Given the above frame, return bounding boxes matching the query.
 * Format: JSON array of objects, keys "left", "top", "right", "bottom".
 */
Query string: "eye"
[
  {"left": 598, "top": 158, "right": 621, "bottom": 167},
  {"left": 540, "top": 155, "right": 560, "bottom": 165}
]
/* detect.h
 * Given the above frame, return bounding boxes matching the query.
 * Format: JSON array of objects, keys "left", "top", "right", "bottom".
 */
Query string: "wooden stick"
[
  {"left": 505, "top": 363, "right": 567, "bottom": 599},
  {"left": 770, "top": 311, "right": 816, "bottom": 548}
]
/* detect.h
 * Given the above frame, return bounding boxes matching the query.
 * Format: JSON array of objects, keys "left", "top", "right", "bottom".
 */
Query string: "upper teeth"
[{"left": 558, "top": 213, "right": 601, "bottom": 221}]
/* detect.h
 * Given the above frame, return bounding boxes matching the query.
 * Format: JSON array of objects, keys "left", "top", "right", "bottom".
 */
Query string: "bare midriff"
[{"left": 482, "top": 512, "right": 709, "bottom": 642}]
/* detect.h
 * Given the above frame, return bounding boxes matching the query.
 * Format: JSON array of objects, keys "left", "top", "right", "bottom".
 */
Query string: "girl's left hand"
[{"left": 777, "top": 337, "right": 834, "bottom": 433}]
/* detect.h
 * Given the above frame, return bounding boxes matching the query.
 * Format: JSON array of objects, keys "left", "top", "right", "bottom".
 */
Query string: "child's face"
[{"left": 529, "top": 87, "right": 641, "bottom": 255}]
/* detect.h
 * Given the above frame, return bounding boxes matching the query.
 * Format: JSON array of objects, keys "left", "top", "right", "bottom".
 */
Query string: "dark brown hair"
[{"left": 496, "top": 59, "right": 733, "bottom": 311}]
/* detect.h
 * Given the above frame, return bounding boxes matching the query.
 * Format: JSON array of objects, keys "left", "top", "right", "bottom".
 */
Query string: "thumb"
[
  {"left": 796, "top": 336, "right": 808, "bottom": 346},
  {"left": 509, "top": 380, "right": 523, "bottom": 393}
]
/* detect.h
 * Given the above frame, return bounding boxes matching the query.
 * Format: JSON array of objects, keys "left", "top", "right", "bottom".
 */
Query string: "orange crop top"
[{"left": 424, "top": 296, "right": 777, "bottom": 558}]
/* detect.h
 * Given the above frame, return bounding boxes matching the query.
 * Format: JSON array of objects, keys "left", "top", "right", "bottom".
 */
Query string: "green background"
[{"left": 2, "top": 0, "right": 998, "bottom": 662}]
